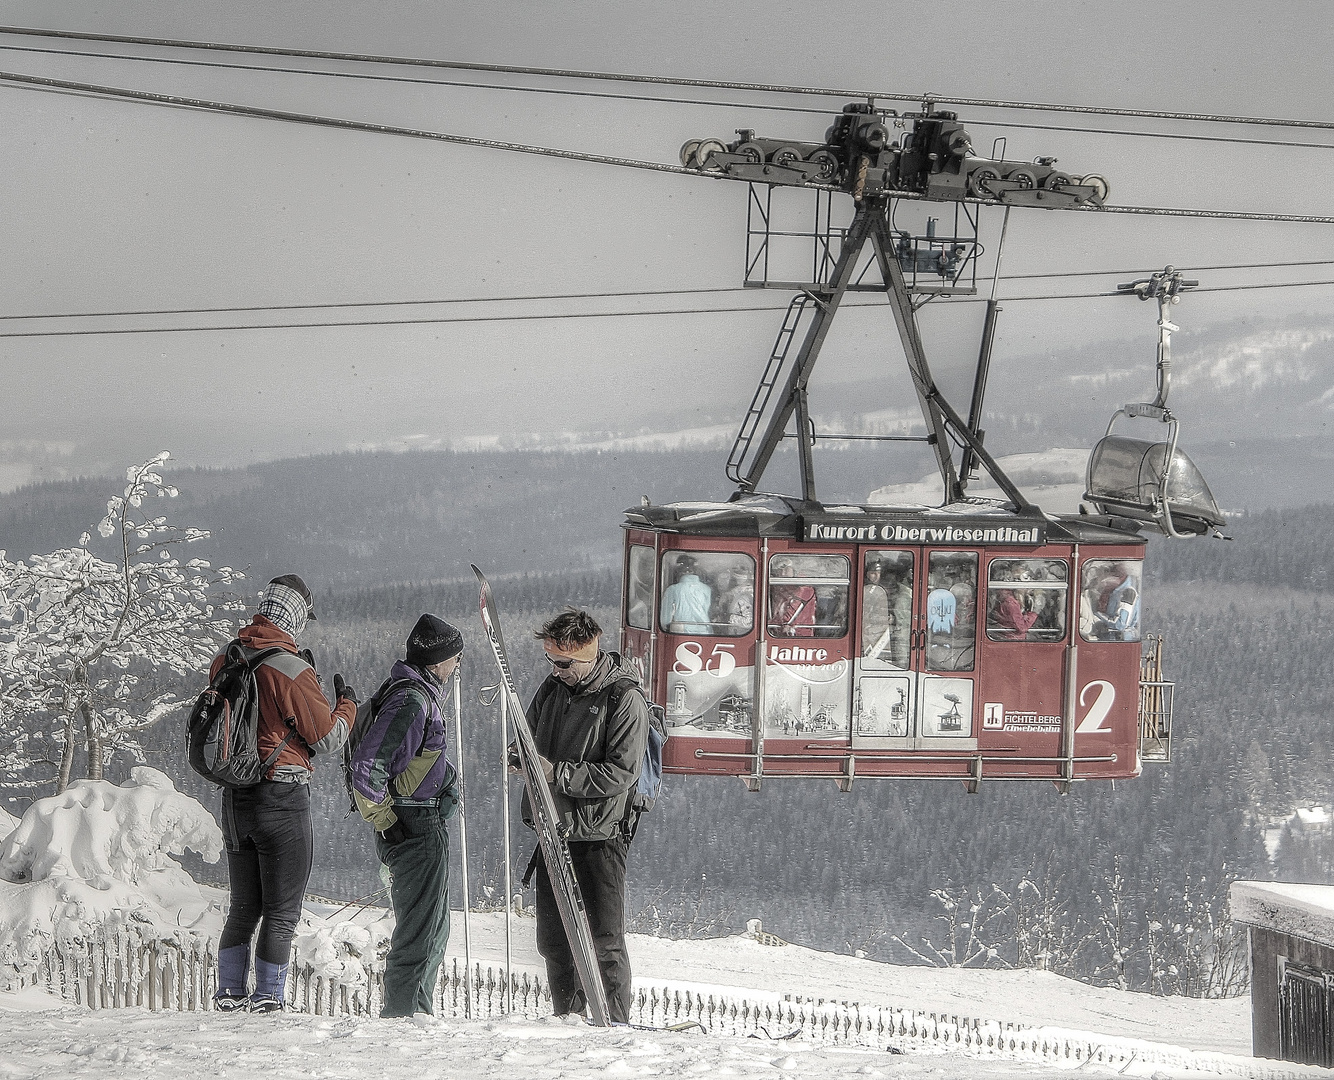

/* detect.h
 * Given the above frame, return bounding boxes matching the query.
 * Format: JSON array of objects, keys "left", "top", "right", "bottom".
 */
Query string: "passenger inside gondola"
[
  {"left": 887, "top": 570, "right": 913, "bottom": 667},
  {"left": 769, "top": 558, "right": 816, "bottom": 637},
  {"left": 717, "top": 562, "right": 755, "bottom": 635},
  {"left": 1080, "top": 560, "right": 1142, "bottom": 641},
  {"left": 991, "top": 585, "right": 1039, "bottom": 640},
  {"left": 987, "top": 558, "right": 1069, "bottom": 642},
  {"left": 925, "top": 552, "right": 977, "bottom": 670},
  {"left": 660, "top": 554, "right": 713, "bottom": 634},
  {"left": 861, "top": 551, "right": 914, "bottom": 665},
  {"left": 862, "top": 563, "right": 891, "bottom": 657}
]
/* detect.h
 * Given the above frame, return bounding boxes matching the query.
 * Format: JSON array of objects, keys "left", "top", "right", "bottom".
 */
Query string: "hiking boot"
[
  {"left": 213, "top": 992, "right": 249, "bottom": 1013},
  {"left": 247, "top": 994, "right": 285, "bottom": 1014}
]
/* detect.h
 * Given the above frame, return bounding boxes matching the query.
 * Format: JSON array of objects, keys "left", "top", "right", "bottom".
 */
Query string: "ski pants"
[
  {"left": 376, "top": 804, "right": 452, "bottom": 1018},
  {"left": 534, "top": 835, "right": 631, "bottom": 1023},
  {"left": 219, "top": 781, "right": 313, "bottom": 967}
]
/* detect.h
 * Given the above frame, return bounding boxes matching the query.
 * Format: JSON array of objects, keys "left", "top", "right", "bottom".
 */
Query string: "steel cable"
[
  {"left": 2, "top": 23, "right": 1332, "bottom": 131},
  {"left": 3, "top": 68, "right": 1333, "bottom": 226}
]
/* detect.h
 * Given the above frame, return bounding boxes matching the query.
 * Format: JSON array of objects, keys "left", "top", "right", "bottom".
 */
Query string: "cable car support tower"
[
  {"left": 725, "top": 191, "right": 1028, "bottom": 510},
  {"left": 681, "top": 102, "right": 1115, "bottom": 510}
]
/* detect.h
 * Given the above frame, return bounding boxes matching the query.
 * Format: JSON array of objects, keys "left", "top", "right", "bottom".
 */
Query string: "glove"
[
  {"left": 379, "top": 820, "right": 408, "bottom": 846},
  {"left": 537, "top": 755, "right": 555, "bottom": 785},
  {"left": 506, "top": 744, "right": 522, "bottom": 772},
  {"left": 333, "top": 673, "right": 359, "bottom": 704}
]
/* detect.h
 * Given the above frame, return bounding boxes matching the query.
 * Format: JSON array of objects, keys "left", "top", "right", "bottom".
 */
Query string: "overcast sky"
[{"left": 1, "top": 1, "right": 1331, "bottom": 485}]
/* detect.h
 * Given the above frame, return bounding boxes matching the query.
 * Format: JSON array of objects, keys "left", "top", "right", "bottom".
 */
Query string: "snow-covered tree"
[
  {"left": 1142, "top": 873, "right": 1248, "bottom": 998},
  {"left": 1090, "top": 855, "right": 1133, "bottom": 990},
  {"left": 0, "top": 453, "right": 243, "bottom": 792},
  {"left": 1012, "top": 869, "right": 1092, "bottom": 977},
  {"left": 894, "top": 885, "right": 1013, "bottom": 969}
]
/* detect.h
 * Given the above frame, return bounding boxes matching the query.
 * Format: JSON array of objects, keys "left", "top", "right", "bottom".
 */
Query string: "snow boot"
[
  {"left": 250, "top": 957, "right": 289, "bottom": 1013},
  {"left": 214, "top": 944, "right": 250, "bottom": 1011}
]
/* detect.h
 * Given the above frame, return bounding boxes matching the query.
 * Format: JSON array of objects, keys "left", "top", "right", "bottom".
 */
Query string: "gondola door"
[
  {"left": 853, "top": 548, "right": 981, "bottom": 751},
  {"left": 853, "top": 548, "right": 918, "bottom": 740},
  {"left": 652, "top": 542, "right": 760, "bottom": 776},
  {"left": 917, "top": 549, "right": 981, "bottom": 745},
  {"left": 975, "top": 551, "right": 1073, "bottom": 770},
  {"left": 759, "top": 545, "right": 853, "bottom": 775}
]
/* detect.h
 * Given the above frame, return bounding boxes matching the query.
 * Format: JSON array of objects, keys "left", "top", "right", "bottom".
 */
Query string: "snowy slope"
[
  {"left": 0, "top": 766, "right": 1291, "bottom": 1080},
  {"left": 3, "top": 988, "right": 1325, "bottom": 1080}
]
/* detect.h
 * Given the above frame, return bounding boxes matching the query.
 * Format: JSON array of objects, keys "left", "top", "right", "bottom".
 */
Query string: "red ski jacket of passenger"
[{"left": 208, "top": 615, "right": 354, "bottom": 781}]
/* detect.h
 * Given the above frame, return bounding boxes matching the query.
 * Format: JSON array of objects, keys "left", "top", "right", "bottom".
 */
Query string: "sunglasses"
[{"left": 545, "top": 654, "right": 578, "bottom": 669}]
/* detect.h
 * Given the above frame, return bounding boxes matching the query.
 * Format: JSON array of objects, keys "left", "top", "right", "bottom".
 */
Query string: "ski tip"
[{"left": 470, "top": 564, "right": 486, "bottom": 584}]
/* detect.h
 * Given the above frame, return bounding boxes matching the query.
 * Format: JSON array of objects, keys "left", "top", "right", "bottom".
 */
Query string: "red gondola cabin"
[{"left": 620, "top": 497, "right": 1171, "bottom": 789}]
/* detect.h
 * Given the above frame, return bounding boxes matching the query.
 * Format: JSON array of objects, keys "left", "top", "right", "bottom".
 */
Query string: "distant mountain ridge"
[{"left": 0, "top": 417, "right": 1328, "bottom": 598}]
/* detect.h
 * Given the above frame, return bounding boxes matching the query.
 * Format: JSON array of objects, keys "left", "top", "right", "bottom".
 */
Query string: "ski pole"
[
  {"left": 500, "top": 688, "right": 514, "bottom": 1013},
  {"left": 322, "top": 885, "right": 390, "bottom": 921},
  {"left": 453, "top": 664, "right": 473, "bottom": 1018}
]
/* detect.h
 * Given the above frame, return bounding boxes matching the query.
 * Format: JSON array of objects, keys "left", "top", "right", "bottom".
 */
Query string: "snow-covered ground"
[{"left": 0, "top": 770, "right": 1312, "bottom": 1080}]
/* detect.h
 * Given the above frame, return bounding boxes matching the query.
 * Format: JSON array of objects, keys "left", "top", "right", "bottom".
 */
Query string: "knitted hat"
[{"left": 406, "top": 614, "right": 463, "bottom": 667}]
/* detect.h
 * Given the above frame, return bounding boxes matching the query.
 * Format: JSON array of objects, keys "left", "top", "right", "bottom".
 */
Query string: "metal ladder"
[{"left": 725, "top": 293, "right": 813, "bottom": 485}]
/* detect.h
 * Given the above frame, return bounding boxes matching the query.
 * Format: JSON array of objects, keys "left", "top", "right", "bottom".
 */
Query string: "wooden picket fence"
[
  {"left": 26, "top": 928, "right": 551, "bottom": 1019},
  {"left": 24, "top": 930, "right": 1283, "bottom": 1077}
]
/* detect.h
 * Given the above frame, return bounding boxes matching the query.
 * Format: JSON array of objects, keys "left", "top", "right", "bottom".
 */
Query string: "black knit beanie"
[{"left": 406, "top": 613, "right": 464, "bottom": 667}]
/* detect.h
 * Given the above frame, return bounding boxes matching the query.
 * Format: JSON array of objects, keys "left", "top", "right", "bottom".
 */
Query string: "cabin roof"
[
  {"left": 623, "top": 495, "right": 1144, "bottom": 545},
  {"left": 1232, "top": 881, "right": 1334, "bottom": 950}
]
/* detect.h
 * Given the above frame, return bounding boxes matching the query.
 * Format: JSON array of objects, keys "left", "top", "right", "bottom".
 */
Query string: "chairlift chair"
[{"left": 1084, "top": 266, "right": 1224, "bottom": 539}]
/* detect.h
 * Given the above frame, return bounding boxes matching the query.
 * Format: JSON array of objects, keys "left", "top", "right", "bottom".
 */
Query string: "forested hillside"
[{"left": 0, "top": 446, "right": 925, "bottom": 589}]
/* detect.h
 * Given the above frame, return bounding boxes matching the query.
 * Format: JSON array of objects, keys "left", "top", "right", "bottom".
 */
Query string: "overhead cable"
[
  {"left": 0, "top": 67, "right": 694, "bottom": 179},
  {"left": 6, "top": 260, "right": 1332, "bottom": 325},
  {"left": 3, "top": 69, "right": 1333, "bottom": 226},
  {"left": 1, "top": 24, "right": 1331, "bottom": 132},
  {"left": 3, "top": 279, "right": 1332, "bottom": 339},
  {"left": 0, "top": 300, "right": 888, "bottom": 339},
  {"left": 0, "top": 286, "right": 747, "bottom": 323},
  {"left": 0, "top": 41, "right": 837, "bottom": 116},
  {"left": 967, "top": 116, "right": 1334, "bottom": 153},
  {"left": 6, "top": 41, "right": 1332, "bottom": 153}
]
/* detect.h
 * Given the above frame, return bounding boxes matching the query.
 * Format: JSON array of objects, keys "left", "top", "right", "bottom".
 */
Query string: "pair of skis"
[{"left": 472, "top": 565, "right": 611, "bottom": 1027}]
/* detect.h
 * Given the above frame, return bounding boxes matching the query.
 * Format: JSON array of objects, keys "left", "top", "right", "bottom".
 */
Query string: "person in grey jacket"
[{"left": 519, "top": 609, "right": 650, "bottom": 1023}]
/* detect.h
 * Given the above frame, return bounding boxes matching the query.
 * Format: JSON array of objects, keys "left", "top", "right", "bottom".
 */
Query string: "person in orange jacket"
[{"left": 212, "top": 574, "right": 357, "bottom": 1014}]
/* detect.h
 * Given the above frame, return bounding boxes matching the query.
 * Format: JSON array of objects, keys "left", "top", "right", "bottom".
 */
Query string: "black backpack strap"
[
  {"left": 259, "top": 722, "right": 299, "bottom": 774},
  {"left": 606, "top": 677, "right": 644, "bottom": 718},
  {"left": 372, "top": 676, "right": 419, "bottom": 713}
]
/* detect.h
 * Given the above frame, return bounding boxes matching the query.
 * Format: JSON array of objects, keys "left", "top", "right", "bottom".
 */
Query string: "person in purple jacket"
[{"left": 349, "top": 613, "right": 463, "bottom": 1018}]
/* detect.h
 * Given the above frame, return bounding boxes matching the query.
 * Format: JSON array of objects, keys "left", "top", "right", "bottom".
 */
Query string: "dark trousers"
[
  {"left": 375, "top": 805, "right": 451, "bottom": 1018},
  {"left": 535, "top": 836, "right": 631, "bottom": 1023},
  {"left": 219, "top": 782, "right": 313, "bottom": 965}
]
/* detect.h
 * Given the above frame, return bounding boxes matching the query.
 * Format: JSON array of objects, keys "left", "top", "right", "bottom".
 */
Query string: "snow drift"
[{"left": 0, "top": 767, "right": 222, "bottom": 990}]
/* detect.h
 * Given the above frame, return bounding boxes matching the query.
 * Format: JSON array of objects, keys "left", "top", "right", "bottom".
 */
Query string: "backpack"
[
  {"left": 186, "top": 640, "right": 311, "bottom": 788},
  {"left": 609, "top": 678, "right": 669, "bottom": 841},
  {"left": 341, "top": 676, "right": 419, "bottom": 815}
]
